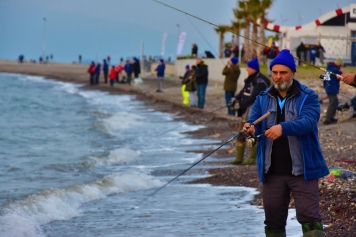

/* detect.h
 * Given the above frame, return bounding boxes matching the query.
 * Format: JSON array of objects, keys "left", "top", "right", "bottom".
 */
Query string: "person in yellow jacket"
[
  {"left": 179, "top": 65, "right": 191, "bottom": 105},
  {"left": 222, "top": 57, "right": 240, "bottom": 115}
]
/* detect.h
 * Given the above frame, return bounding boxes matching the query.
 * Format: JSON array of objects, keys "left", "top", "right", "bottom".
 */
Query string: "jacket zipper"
[
  {"left": 265, "top": 93, "right": 277, "bottom": 174},
  {"left": 285, "top": 94, "right": 296, "bottom": 175}
]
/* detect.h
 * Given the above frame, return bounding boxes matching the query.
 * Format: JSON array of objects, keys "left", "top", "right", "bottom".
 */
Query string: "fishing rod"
[
  {"left": 136, "top": 111, "right": 271, "bottom": 208},
  {"left": 153, "top": 104, "right": 228, "bottom": 137},
  {"left": 152, "top": 0, "right": 346, "bottom": 82}
]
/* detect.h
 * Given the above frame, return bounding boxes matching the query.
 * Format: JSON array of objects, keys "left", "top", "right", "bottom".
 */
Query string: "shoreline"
[{"left": 1, "top": 61, "right": 356, "bottom": 235}]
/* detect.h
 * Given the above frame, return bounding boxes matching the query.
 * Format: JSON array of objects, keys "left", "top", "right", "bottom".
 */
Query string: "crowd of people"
[{"left": 87, "top": 57, "right": 141, "bottom": 86}]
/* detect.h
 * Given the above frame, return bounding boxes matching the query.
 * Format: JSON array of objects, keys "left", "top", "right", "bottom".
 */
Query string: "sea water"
[{"left": 0, "top": 73, "right": 302, "bottom": 237}]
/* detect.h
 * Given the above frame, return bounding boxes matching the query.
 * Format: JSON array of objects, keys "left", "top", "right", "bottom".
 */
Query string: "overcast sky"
[{"left": 0, "top": 0, "right": 354, "bottom": 63}]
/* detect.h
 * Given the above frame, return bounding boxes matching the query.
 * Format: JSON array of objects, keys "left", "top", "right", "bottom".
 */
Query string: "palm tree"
[
  {"left": 257, "top": 0, "right": 274, "bottom": 64},
  {"left": 231, "top": 20, "right": 245, "bottom": 52},
  {"left": 234, "top": 5, "right": 251, "bottom": 63},
  {"left": 214, "top": 25, "right": 230, "bottom": 58},
  {"left": 234, "top": 0, "right": 274, "bottom": 63}
]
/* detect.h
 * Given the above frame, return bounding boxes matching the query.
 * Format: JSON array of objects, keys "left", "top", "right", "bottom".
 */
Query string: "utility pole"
[{"left": 42, "top": 17, "right": 46, "bottom": 61}]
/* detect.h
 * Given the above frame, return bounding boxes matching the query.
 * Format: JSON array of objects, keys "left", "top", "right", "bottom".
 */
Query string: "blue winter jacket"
[
  {"left": 125, "top": 64, "right": 132, "bottom": 74},
  {"left": 103, "top": 62, "right": 109, "bottom": 74},
  {"left": 95, "top": 64, "right": 101, "bottom": 75},
  {"left": 156, "top": 64, "right": 165, "bottom": 77},
  {"left": 323, "top": 62, "right": 341, "bottom": 95},
  {"left": 247, "top": 80, "right": 329, "bottom": 182}
]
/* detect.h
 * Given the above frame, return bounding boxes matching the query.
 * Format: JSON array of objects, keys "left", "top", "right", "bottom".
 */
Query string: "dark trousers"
[
  {"left": 225, "top": 91, "right": 236, "bottom": 116},
  {"left": 196, "top": 83, "right": 207, "bottom": 109},
  {"left": 127, "top": 72, "right": 132, "bottom": 85},
  {"left": 95, "top": 74, "right": 100, "bottom": 84},
  {"left": 326, "top": 94, "right": 338, "bottom": 121},
  {"left": 104, "top": 73, "right": 108, "bottom": 83},
  {"left": 90, "top": 74, "right": 95, "bottom": 85},
  {"left": 263, "top": 175, "right": 321, "bottom": 230}
]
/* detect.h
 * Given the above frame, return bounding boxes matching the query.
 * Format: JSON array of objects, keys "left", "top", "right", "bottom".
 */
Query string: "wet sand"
[{"left": 1, "top": 60, "right": 356, "bottom": 236}]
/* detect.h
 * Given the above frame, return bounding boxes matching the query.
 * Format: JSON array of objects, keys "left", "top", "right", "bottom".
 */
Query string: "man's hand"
[
  {"left": 340, "top": 73, "right": 356, "bottom": 85},
  {"left": 242, "top": 123, "right": 255, "bottom": 136},
  {"left": 228, "top": 97, "right": 236, "bottom": 106},
  {"left": 264, "top": 125, "right": 282, "bottom": 140}
]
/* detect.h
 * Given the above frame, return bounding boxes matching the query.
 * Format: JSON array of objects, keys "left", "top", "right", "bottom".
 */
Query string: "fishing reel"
[
  {"left": 319, "top": 71, "right": 331, "bottom": 82},
  {"left": 246, "top": 135, "right": 258, "bottom": 148}
]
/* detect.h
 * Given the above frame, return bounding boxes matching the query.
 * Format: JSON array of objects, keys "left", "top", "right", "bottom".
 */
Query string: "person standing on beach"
[
  {"left": 132, "top": 57, "right": 141, "bottom": 82},
  {"left": 103, "top": 59, "right": 109, "bottom": 84},
  {"left": 95, "top": 62, "right": 101, "bottom": 85},
  {"left": 264, "top": 42, "right": 279, "bottom": 77},
  {"left": 222, "top": 57, "right": 240, "bottom": 116},
  {"left": 243, "top": 49, "right": 329, "bottom": 237},
  {"left": 155, "top": 59, "right": 165, "bottom": 92},
  {"left": 87, "top": 61, "right": 96, "bottom": 85},
  {"left": 109, "top": 66, "right": 116, "bottom": 87},
  {"left": 124, "top": 60, "right": 133, "bottom": 85},
  {"left": 179, "top": 65, "right": 193, "bottom": 105},
  {"left": 229, "top": 57, "right": 270, "bottom": 165},
  {"left": 191, "top": 44, "right": 198, "bottom": 56},
  {"left": 185, "top": 65, "right": 197, "bottom": 107},
  {"left": 323, "top": 58, "right": 343, "bottom": 125},
  {"left": 195, "top": 58, "right": 208, "bottom": 109}
]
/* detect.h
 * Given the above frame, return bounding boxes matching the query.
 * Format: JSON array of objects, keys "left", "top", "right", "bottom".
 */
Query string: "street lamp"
[{"left": 42, "top": 17, "right": 46, "bottom": 62}]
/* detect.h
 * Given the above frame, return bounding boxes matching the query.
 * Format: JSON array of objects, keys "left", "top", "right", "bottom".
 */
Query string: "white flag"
[
  {"left": 176, "top": 32, "right": 187, "bottom": 56},
  {"left": 161, "top": 33, "right": 167, "bottom": 58}
]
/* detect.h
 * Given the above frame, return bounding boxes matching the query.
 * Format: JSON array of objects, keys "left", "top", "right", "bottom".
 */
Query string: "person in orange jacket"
[
  {"left": 109, "top": 66, "right": 117, "bottom": 86},
  {"left": 87, "top": 61, "right": 96, "bottom": 85}
]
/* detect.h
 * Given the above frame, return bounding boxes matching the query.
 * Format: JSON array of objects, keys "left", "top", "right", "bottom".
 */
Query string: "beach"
[{"left": 1, "top": 60, "right": 356, "bottom": 236}]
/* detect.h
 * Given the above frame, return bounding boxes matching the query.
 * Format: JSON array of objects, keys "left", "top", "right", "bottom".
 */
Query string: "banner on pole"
[
  {"left": 176, "top": 32, "right": 187, "bottom": 56},
  {"left": 161, "top": 33, "right": 167, "bottom": 58}
]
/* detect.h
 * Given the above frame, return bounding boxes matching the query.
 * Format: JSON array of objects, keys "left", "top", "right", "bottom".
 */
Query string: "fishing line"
[
  {"left": 134, "top": 111, "right": 271, "bottom": 208},
  {"left": 153, "top": 104, "right": 227, "bottom": 137},
  {"left": 153, "top": 0, "right": 346, "bottom": 81},
  {"left": 185, "top": 15, "right": 226, "bottom": 66}
]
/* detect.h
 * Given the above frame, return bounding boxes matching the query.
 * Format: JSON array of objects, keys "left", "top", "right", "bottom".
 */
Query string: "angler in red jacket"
[
  {"left": 87, "top": 61, "right": 96, "bottom": 85},
  {"left": 109, "top": 66, "right": 117, "bottom": 86}
]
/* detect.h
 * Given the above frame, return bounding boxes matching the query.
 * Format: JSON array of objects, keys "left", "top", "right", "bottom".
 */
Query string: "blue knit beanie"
[
  {"left": 247, "top": 57, "right": 259, "bottom": 71},
  {"left": 160, "top": 59, "right": 164, "bottom": 63},
  {"left": 230, "top": 57, "right": 238, "bottom": 65},
  {"left": 269, "top": 49, "right": 296, "bottom": 72},
  {"left": 185, "top": 64, "right": 190, "bottom": 69}
]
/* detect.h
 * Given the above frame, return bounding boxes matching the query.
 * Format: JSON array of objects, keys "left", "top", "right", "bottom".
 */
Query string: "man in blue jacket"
[
  {"left": 103, "top": 59, "right": 109, "bottom": 84},
  {"left": 243, "top": 49, "right": 329, "bottom": 237},
  {"left": 323, "top": 58, "right": 343, "bottom": 125},
  {"left": 155, "top": 59, "right": 165, "bottom": 92}
]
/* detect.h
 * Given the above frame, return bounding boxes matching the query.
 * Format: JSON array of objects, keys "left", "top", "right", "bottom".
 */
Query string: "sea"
[{"left": 0, "top": 73, "right": 302, "bottom": 237}]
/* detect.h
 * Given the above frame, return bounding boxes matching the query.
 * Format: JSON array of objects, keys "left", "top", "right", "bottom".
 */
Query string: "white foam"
[
  {"left": 97, "top": 112, "right": 143, "bottom": 134},
  {"left": 89, "top": 147, "right": 141, "bottom": 166},
  {"left": 0, "top": 172, "right": 163, "bottom": 237}
]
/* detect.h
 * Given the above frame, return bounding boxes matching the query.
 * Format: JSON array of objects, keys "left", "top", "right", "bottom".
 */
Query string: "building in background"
[{"left": 263, "top": 4, "right": 356, "bottom": 66}]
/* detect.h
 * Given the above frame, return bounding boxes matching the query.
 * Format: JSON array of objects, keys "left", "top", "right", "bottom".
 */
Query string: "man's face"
[
  {"left": 196, "top": 59, "right": 201, "bottom": 65},
  {"left": 271, "top": 64, "right": 295, "bottom": 91},
  {"left": 246, "top": 67, "right": 256, "bottom": 76}
]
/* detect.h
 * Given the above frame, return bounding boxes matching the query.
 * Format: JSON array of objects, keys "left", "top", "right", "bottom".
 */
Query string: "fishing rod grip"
[{"left": 240, "top": 111, "right": 271, "bottom": 133}]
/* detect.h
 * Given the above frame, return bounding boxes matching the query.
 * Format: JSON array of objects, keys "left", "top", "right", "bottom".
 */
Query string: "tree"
[
  {"left": 257, "top": 0, "right": 274, "bottom": 64},
  {"left": 234, "top": 3, "right": 251, "bottom": 63},
  {"left": 214, "top": 25, "right": 230, "bottom": 59}
]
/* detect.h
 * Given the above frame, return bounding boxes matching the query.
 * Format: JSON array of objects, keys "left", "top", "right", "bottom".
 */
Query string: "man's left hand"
[{"left": 264, "top": 125, "right": 282, "bottom": 140}]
